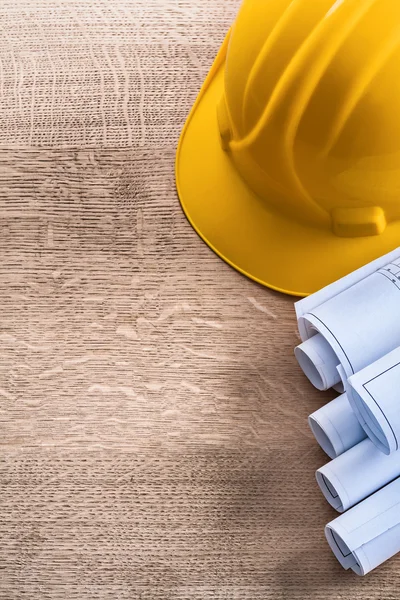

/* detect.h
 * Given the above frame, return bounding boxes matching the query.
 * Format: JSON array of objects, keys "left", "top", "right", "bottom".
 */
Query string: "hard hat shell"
[{"left": 176, "top": 0, "right": 400, "bottom": 296}]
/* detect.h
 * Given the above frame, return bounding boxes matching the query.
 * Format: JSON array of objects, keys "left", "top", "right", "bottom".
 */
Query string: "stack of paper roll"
[{"left": 294, "top": 247, "right": 400, "bottom": 576}]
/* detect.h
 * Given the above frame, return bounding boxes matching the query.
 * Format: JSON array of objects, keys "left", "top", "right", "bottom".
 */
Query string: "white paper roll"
[
  {"left": 326, "top": 478, "right": 400, "bottom": 575},
  {"left": 316, "top": 438, "right": 400, "bottom": 512},
  {"left": 308, "top": 393, "right": 366, "bottom": 459},
  {"left": 296, "top": 248, "right": 400, "bottom": 340},
  {"left": 348, "top": 346, "right": 400, "bottom": 455},
  {"left": 295, "top": 250, "right": 400, "bottom": 391},
  {"left": 295, "top": 334, "right": 340, "bottom": 391},
  {"left": 299, "top": 271, "right": 400, "bottom": 383}
]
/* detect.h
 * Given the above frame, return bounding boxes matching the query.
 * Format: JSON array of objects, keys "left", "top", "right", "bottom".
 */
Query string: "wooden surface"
[{"left": 0, "top": 1, "right": 398, "bottom": 598}]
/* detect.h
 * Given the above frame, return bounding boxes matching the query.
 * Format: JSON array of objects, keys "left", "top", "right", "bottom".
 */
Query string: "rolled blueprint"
[
  {"left": 295, "top": 334, "right": 340, "bottom": 391},
  {"left": 348, "top": 346, "right": 400, "bottom": 456},
  {"left": 326, "top": 477, "right": 400, "bottom": 576},
  {"left": 295, "top": 248, "right": 400, "bottom": 391},
  {"left": 308, "top": 393, "right": 366, "bottom": 459},
  {"left": 316, "top": 438, "right": 400, "bottom": 512}
]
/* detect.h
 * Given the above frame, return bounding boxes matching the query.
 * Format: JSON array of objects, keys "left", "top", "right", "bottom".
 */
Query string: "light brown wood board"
[{"left": 0, "top": 1, "right": 398, "bottom": 598}]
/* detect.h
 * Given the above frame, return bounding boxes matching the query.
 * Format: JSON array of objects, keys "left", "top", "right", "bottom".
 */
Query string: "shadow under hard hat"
[{"left": 175, "top": 0, "right": 400, "bottom": 296}]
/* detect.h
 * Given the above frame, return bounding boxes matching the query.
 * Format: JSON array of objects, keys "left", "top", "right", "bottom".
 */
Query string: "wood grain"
[{"left": 0, "top": 1, "right": 399, "bottom": 598}]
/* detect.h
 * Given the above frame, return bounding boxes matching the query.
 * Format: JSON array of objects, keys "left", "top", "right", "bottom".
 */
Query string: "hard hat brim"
[{"left": 175, "top": 35, "right": 400, "bottom": 297}]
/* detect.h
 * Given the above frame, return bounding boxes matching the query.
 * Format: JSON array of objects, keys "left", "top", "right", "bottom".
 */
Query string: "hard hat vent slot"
[{"left": 331, "top": 206, "right": 387, "bottom": 237}]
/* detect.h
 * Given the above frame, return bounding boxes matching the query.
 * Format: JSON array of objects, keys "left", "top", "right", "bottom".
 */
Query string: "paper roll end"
[
  {"left": 348, "top": 388, "right": 395, "bottom": 455},
  {"left": 308, "top": 414, "right": 339, "bottom": 459},
  {"left": 325, "top": 525, "right": 364, "bottom": 576},
  {"left": 316, "top": 469, "right": 345, "bottom": 513},
  {"left": 295, "top": 334, "right": 340, "bottom": 391}
]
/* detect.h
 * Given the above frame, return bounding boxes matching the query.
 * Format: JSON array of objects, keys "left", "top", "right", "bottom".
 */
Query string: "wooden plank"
[{"left": 0, "top": 1, "right": 398, "bottom": 598}]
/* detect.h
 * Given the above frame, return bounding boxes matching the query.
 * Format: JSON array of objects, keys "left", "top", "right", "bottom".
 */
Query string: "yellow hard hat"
[{"left": 176, "top": 0, "right": 400, "bottom": 296}]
